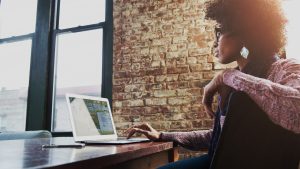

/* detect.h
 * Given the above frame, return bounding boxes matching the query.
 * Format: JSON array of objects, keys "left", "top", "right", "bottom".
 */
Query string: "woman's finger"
[
  {"left": 133, "top": 123, "right": 150, "bottom": 130},
  {"left": 126, "top": 128, "right": 136, "bottom": 139},
  {"left": 133, "top": 128, "right": 149, "bottom": 136},
  {"left": 127, "top": 128, "right": 149, "bottom": 139},
  {"left": 204, "top": 104, "right": 214, "bottom": 118},
  {"left": 203, "top": 95, "right": 215, "bottom": 118},
  {"left": 125, "top": 127, "right": 133, "bottom": 134}
]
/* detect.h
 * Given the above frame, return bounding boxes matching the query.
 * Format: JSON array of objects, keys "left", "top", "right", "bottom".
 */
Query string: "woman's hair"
[{"left": 205, "top": 0, "right": 287, "bottom": 77}]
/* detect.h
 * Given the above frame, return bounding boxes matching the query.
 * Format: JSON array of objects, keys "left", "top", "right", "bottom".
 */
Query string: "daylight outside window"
[
  {"left": 59, "top": 0, "right": 105, "bottom": 29},
  {"left": 283, "top": 0, "right": 300, "bottom": 60},
  {"left": 0, "top": 0, "right": 37, "bottom": 131},
  {"left": 52, "top": 0, "right": 106, "bottom": 132}
]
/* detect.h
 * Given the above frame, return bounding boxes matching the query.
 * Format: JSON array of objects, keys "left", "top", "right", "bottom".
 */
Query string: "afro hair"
[{"left": 205, "top": 0, "right": 287, "bottom": 57}]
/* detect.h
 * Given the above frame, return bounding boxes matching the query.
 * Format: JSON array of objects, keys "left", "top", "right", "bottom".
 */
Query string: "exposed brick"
[
  {"left": 189, "top": 80, "right": 211, "bottom": 88},
  {"left": 167, "top": 66, "right": 189, "bottom": 74},
  {"left": 168, "top": 44, "right": 178, "bottom": 52},
  {"left": 177, "top": 43, "right": 187, "bottom": 50},
  {"left": 145, "top": 83, "right": 167, "bottom": 90},
  {"left": 189, "top": 48, "right": 211, "bottom": 57},
  {"left": 169, "top": 113, "right": 185, "bottom": 121},
  {"left": 178, "top": 72, "right": 203, "bottom": 81},
  {"left": 153, "top": 53, "right": 166, "bottom": 61},
  {"left": 151, "top": 61, "right": 161, "bottom": 67},
  {"left": 113, "top": 0, "right": 221, "bottom": 159},
  {"left": 170, "top": 121, "right": 192, "bottom": 129},
  {"left": 168, "top": 97, "right": 192, "bottom": 105},
  {"left": 132, "top": 76, "right": 155, "bottom": 84},
  {"left": 172, "top": 36, "right": 188, "bottom": 44},
  {"left": 166, "top": 58, "right": 177, "bottom": 67},
  {"left": 130, "top": 70, "right": 147, "bottom": 77},
  {"left": 166, "top": 52, "right": 179, "bottom": 59},
  {"left": 114, "top": 71, "right": 131, "bottom": 78},
  {"left": 187, "top": 57, "right": 197, "bottom": 64},
  {"left": 124, "top": 84, "right": 146, "bottom": 92},
  {"left": 140, "top": 47, "right": 150, "bottom": 55},
  {"left": 113, "top": 101, "right": 123, "bottom": 108},
  {"left": 203, "top": 71, "right": 216, "bottom": 79},
  {"left": 168, "top": 50, "right": 188, "bottom": 59},
  {"left": 122, "top": 99, "right": 144, "bottom": 107},
  {"left": 192, "top": 34, "right": 208, "bottom": 48},
  {"left": 152, "top": 38, "right": 172, "bottom": 46},
  {"left": 113, "top": 78, "right": 132, "bottom": 85},
  {"left": 167, "top": 81, "right": 189, "bottom": 89},
  {"left": 202, "top": 119, "right": 214, "bottom": 128},
  {"left": 145, "top": 98, "right": 167, "bottom": 106},
  {"left": 112, "top": 85, "right": 125, "bottom": 92},
  {"left": 145, "top": 68, "right": 166, "bottom": 76},
  {"left": 113, "top": 92, "right": 132, "bottom": 100},
  {"left": 190, "top": 63, "right": 213, "bottom": 72},
  {"left": 131, "top": 92, "right": 151, "bottom": 99},
  {"left": 154, "top": 90, "right": 176, "bottom": 97},
  {"left": 192, "top": 120, "right": 203, "bottom": 128},
  {"left": 176, "top": 57, "right": 187, "bottom": 65},
  {"left": 176, "top": 88, "right": 202, "bottom": 97},
  {"left": 166, "top": 74, "right": 179, "bottom": 82},
  {"left": 130, "top": 107, "right": 147, "bottom": 115},
  {"left": 112, "top": 108, "right": 132, "bottom": 115}
]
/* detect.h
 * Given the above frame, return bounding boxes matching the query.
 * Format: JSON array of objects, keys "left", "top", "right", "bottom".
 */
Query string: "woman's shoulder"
[
  {"left": 267, "top": 58, "right": 300, "bottom": 80},
  {"left": 272, "top": 58, "right": 300, "bottom": 71}
]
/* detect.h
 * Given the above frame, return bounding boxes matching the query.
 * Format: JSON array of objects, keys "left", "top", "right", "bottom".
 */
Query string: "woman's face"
[{"left": 214, "top": 28, "right": 243, "bottom": 64}]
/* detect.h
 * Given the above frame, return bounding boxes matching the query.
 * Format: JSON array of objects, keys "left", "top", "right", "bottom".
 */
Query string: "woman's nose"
[{"left": 213, "top": 41, "right": 218, "bottom": 48}]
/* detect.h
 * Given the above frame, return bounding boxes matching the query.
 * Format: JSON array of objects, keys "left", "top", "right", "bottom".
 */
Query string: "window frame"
[{"left": 10, "top": 0, "right": 113, "bottom": 135}]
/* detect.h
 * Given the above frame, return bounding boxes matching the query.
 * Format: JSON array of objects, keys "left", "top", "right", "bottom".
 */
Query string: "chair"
[
  {"left": 210, "top": 92, "right": 300, "bottom": 169},
  {"left": 0, "top": 130, "right": 52, "bottom": 140}
]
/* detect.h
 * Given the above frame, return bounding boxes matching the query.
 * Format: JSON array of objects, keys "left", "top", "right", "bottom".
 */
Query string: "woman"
[{"left": 126, "top": 0, "right": 300, "bottom": 168}]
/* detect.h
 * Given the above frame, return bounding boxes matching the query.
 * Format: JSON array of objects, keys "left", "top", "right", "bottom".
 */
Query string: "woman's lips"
[{"left": 214, "top": 49, "right": 219, "bottom": 58}]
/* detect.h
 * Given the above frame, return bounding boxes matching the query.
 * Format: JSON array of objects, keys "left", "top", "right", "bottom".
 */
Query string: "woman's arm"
[
  {"left": 223, "top": 59, "right": 300, "bottom": 133},
  {"left": 126, "top": 123, "right": 212, "bottom": 150},
  {"left": 160, "top": 130, "right": 212, "bottom": 151}
]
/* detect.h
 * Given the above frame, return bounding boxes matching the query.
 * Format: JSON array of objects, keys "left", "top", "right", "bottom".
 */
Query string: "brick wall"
[{"left": 112, "top": 0, "right": 236, "bottom": 158}]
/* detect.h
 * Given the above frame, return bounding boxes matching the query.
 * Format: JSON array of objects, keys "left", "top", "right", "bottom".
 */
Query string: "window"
[
  {"left": 283, "top": 0, "right": 300, "bottom": 59},
  {"left": 0, "top": 0, "right": 37, "bottom": 39},
  {"left": 58, "top": 0, "right": 105, "bottom": 29},
  {"left": 0, "top": 0, "right": 113, "bottom": 134},
  {"left": 52, "top": 0, "right": 108, "bottom": 132},
  {"left": 52, "top": 0, "right": 112, "bottom": 133},
  {"left": 53, "top": 30, "right": 103, "bottom": 131},
  {"left": 0, "top": 0, "right": 37, "bottom": 131}
]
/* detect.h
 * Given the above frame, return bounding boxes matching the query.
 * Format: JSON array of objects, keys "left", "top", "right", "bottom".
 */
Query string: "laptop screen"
[{"left": 68, "top": 96, "right": 115, "bottom": 137}]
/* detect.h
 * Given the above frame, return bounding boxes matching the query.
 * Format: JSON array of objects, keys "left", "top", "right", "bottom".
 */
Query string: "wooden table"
[{"left": 0, "top": 137, "right": 178, "bottom": 169}]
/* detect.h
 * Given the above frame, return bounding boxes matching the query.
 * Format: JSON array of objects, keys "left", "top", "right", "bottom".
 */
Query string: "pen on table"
[{"left": 42, "top": 144, "right": 85, "bottom": 148}]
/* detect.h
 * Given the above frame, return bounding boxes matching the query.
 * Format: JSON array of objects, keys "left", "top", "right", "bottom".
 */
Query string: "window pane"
[
  {"left": 0, "top": 0, "right": 37, "bottom": 39},
  {"left": 53, "top": 29, "right": 103, "bottom": 131},
  {"left": 0, "top": 40, "right": 32, "bottom": 131},
  {"left": 59, "top": 0, "right": 105, "bottom": 29},
  {"left": 283, "top": 0, "right": 300, "bottom": 60}
]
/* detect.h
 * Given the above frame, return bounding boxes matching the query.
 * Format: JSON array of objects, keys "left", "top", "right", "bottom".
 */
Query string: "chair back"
[{"left": 210, "top": 92, "right": 300, "bottom": 169}]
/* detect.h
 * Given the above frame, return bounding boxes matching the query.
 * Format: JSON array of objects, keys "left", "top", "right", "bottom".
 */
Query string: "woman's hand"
[
  {"left": 126, "top": 123, "right": 161, "bottom": 141},
  {"left": 202, "top": 69, "right": 231, "bottom": 118}
]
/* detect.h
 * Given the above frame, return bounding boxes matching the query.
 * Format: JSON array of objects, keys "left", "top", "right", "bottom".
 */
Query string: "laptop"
[{"left": 65, "top": 93, "right": 150, "bottom": 144}]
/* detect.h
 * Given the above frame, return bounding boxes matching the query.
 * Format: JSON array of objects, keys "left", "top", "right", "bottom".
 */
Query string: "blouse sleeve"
[
  {"left": 160, "top": 129, "right": 212, "bottom": 151},
  {"left": 223, "top": 59, "right": 300, "bottom": 133}
]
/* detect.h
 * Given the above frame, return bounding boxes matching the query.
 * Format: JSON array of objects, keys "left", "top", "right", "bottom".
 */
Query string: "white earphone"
[{"left": 240, "top": 46, "right": 249, "bottom": 59}]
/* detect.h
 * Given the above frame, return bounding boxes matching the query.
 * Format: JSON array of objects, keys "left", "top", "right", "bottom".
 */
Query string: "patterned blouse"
[{"left": 161, "top": 58, "right": 300, "bottom": 150}]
